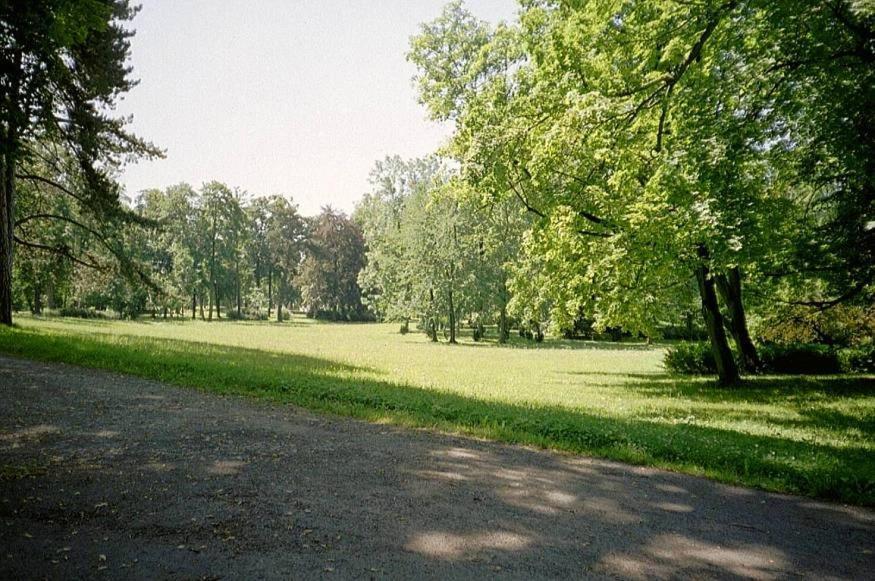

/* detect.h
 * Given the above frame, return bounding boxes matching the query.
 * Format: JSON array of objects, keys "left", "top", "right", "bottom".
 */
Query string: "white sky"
[{"left": 116, "top": 0, "right": 517, "bottom": 215}]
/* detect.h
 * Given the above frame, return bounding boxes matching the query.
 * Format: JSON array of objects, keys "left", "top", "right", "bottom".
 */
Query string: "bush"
[
  {"left": 758, "top": 344, "right": 841, "bottom": 374},
  {"left": 838, "top": 345, "right": 875, "bottom": 373},
  {"left": 665, "top": 342, "right": 873, "bottom": 375},
  {"left": 663, "top": 342, "right": 718, "bottom": 374},
  {"left": 57, "top": 307, "right": 107, "bottom": 319}
]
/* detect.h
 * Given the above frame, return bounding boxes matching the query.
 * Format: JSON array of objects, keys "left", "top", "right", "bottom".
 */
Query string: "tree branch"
[
  {"left": 15, "top": 173, "right": 87, "bottom": 204},
  {"left": 13, "top": 236, "right": 105, "bottom": 271}
]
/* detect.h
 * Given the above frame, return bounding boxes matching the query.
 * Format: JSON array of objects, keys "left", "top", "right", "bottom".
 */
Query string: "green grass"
[{"left": 1, "top": 314, "right": 873, "bottom": 505}]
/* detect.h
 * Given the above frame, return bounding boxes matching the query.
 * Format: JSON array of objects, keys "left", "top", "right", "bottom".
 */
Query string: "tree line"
[{"left": 15, "top": 180, "right": 368, "bottom": 322}]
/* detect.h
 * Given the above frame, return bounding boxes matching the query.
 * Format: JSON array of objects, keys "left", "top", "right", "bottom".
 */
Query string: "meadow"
[{"left": 1, "top": 315, "right": 872, "bottom": 505}]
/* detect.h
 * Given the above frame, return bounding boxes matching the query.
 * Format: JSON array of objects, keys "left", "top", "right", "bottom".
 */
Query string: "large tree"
[
  {"left": 411, "top": 0, "right": 874, "bottom": 383},
  {"left": 1, "top": 0, "right": 160, "bottom": 324}
]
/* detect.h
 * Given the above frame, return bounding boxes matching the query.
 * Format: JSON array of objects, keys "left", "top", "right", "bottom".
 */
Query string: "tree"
[
  {"left": 356, "top": 155, "right": 445, "bottom": 330},
  {"left": 1, "top": 0, "right": 161, "bottom": 325},
  {"left": 410, "top": 0, "right": 874, "bottom": 384},
  {"left": 298, "top": 208, "right": 367, "bottom": 321},
  {"left": 264, "top": 196, "right": 306, "bottom": 322},
  {"left": 199, "top": 182, "right": 245, "bottom": 320}
]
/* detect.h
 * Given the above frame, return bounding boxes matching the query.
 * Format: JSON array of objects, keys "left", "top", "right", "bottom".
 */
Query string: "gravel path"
[{"left": 0, "top": 355, "right": 872, "bottom": 580}]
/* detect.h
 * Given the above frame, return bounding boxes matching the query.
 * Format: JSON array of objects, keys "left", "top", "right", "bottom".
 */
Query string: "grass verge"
[{"left": 0, "top": 321, "right": 873, "bottom": 505}]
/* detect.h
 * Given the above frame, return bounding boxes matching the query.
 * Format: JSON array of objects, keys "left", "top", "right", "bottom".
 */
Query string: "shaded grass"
[{"left": 0, "top": 318, "right": 873, "bottom": 505}]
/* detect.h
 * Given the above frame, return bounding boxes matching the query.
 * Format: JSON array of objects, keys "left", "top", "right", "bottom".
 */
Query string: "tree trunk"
[
  {"left": 716, "top": 267, "right": 760, "bottom": 372},
  {"left": 199, "top": 293, "right": 205, "bottom": 320},
  {"left": 235, "top": 257, "right": 242, "bottom": 318},
  {"left": 32, "top": 284, "right": 42, "bottom": 315},
  {"left": 267, "top": 268, "right": 272, "bottom": 319},
  {"left": 191, "top": 291, "right": 196, "bottom": 319},
  {"left": 208, "top": 289, "right": 213, "bottom": 321},
  {"left": 696, "top": 260, "right": 739, "bottom": 386},
  {"left": 0, "top": 51, "right": 21, "bottom": 326},
  {"left": 0, "top": 153, "right": 14, "bottom": 326},
  {"left": 276, "top": 281, "right": 283, "bottom": 322},
  {"left": 215, "top": 285, "right": 221, "bottom": 319},
  {"left": 46, "top": 280, "right": 56, "bottom": 309},
  {"left": 448, "top": 288, "right": 456, "bottom": 344}
]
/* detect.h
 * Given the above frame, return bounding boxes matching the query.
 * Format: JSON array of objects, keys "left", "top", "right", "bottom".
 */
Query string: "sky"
[{"left": 116, "top": 0, "right": 518, "bottom": 216}]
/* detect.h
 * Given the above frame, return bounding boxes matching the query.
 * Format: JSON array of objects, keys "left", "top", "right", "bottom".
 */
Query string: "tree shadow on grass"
[
  {"left": 622, "top": 373, "right": 875, "bottom": 403},
  {"left": 459, "top": 337, "right": 661, "bottom": 352},
  {"left": 0, "top": 326, "right": 872, "bottom": 507}
]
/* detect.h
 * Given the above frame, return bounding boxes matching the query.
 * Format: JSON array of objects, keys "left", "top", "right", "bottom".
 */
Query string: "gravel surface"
[{"left": 0, "top": 355, "right": 872, "bottom": 580}]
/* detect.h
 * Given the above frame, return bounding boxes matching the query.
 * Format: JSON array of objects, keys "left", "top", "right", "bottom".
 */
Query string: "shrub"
[
  {"left": 663, "top": 342, "right": 718, "bottom": 374},
  {"left": 664, "top": 342, "right": 871, "bottom": 375},
  {"left": 758, "top": 344, "right": 841, "bottom": 374},
  {"left": 838, "top": 345, "right": 875, "bottom": 373},
  {"left": 57, "top": 307, "right": 107, "bottom": 319}
]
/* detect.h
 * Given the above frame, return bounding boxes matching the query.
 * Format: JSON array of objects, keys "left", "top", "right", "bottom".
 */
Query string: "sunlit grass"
[{"left": 1, "top": 314, "right": 872, "bottom": 504}]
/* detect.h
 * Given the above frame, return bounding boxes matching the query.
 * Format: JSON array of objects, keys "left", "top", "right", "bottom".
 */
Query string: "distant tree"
[
  {"left": 199, "top": 182, "right": 245, "bottom": 320},
  {"left": 264, "top": 196, "right": 306, "bottom": 322},
  {"left": 356, "top": 155, "right": 445, "bottom": 330},
  {"left": 298, "top": 208, "right": 367, "bottom": 321},
  {"left": 1, "top": 0, "right": 161, "bottom": 325}
]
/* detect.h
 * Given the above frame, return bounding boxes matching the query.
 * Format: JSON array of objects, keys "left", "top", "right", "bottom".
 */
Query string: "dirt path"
[{"left": 0, "top": 356, "right": 872, "bottom": 579}]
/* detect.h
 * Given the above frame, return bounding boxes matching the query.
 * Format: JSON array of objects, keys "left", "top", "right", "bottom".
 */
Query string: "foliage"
[
  {"left": 755, "top": 304, "right": 875, "bottom": 347},
  {"left": 298, "top": 208, "right": 368, "bottom": 321},
  {"left": 665, "top": 342, "right": 874, "bottom": 375},
  {"left": 663, "top": 343, "right": 718, "bottom": 375},
  {"left": 2, "top": 0, "right": 162, "bottom": 324},
  {"left": 838, "top": 345, "right": 875, "bottom": 374},
  {"left": 409, "top": 0, "right": 875, "bottom": 383},
  {"left": 357, "top": 156, "right": 528, "bottom": 342}
]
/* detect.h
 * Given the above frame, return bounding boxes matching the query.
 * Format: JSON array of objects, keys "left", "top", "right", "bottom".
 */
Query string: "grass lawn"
[{"left": 1, "top": 314, "right": 873, "bottom": 505}]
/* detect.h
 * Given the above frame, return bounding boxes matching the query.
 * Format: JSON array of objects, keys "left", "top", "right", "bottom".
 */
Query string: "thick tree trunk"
[
  {"left": 0, "top": 153, "right": 14, "bottom": 325},
  {"left": 696, "top": 261, "right": 739, "bottom": 386},
  {"left": 199, "top": 293, "right": 205, "bottom": 320},
  {"left": 215, "top": 286, "right": 221, "bottom": 319},
  {"left": 191, "top": 291, "right": 196, "bottom": 319},
  {"left": 716, "top": 267, "right": 760, "bottom": 371},
  {"left": 276, "top": 282, "right": 283, "bottom": 322},
  {"left": 208, "top": 290, "right": 213, "bottom": 321}
]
